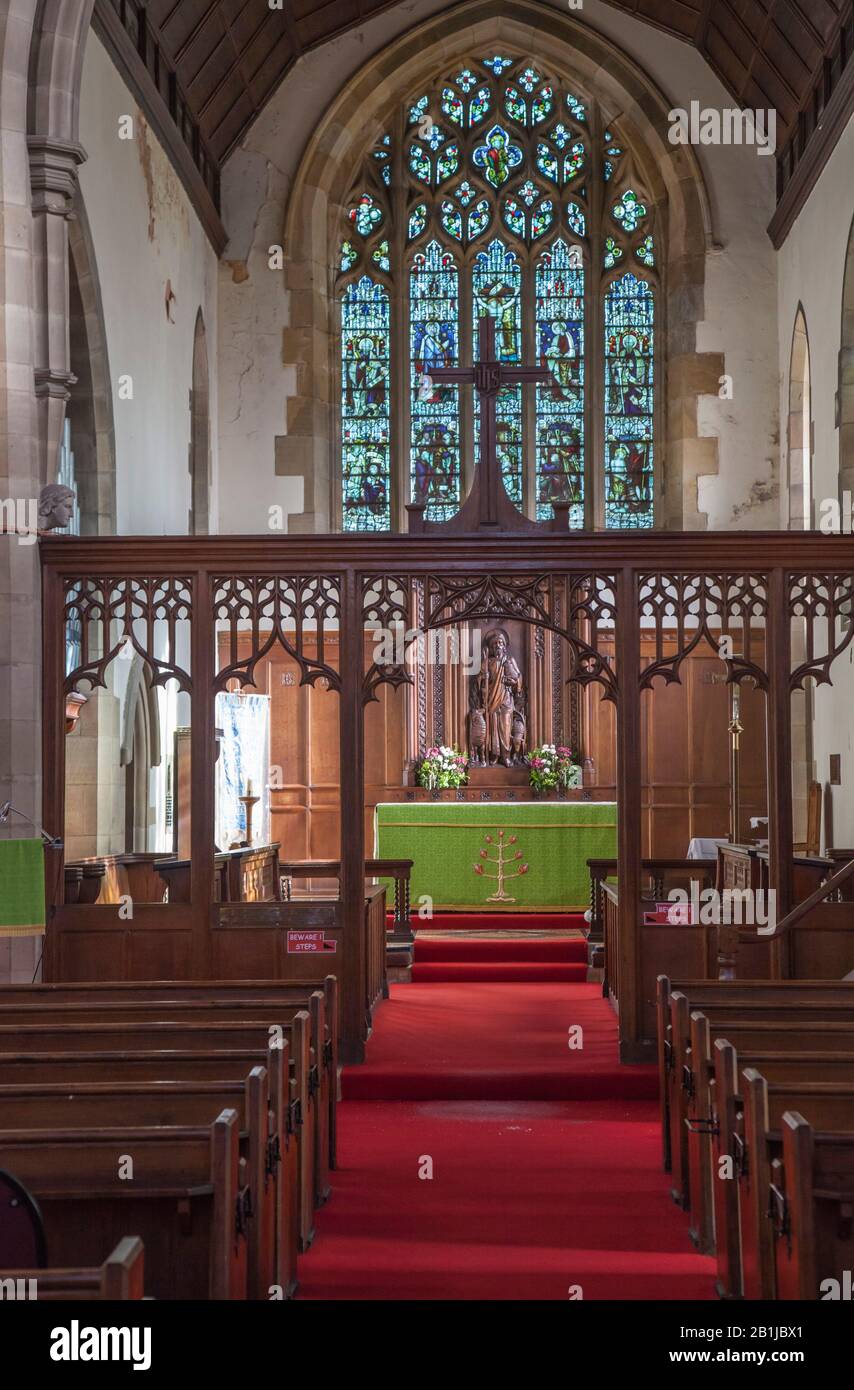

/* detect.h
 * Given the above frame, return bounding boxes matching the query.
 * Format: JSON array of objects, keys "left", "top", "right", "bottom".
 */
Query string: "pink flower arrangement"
[
  {"left": 528, "top": 743, "right": 582, "bottom": 792},
  {"left": 416, "top": 744, "right": 470, "bottom": 790}
]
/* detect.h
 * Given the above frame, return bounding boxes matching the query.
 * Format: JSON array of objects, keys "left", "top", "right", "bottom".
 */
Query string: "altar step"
[
  {"left": 411, "top": 934, "right": 588, "bottom": 983},
  {"left": 393, "top": 911, "right": 587, "bottom": 932}
]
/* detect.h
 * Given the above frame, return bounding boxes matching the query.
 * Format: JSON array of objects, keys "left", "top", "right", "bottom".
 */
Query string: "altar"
[{"left": 374, "top": 801, "right": 617, "bottom": 911}]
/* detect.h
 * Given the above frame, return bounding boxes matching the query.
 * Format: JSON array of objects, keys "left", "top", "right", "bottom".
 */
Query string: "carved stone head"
[{"left": 38, "top": 483, "right": 76, "bottom": 530}]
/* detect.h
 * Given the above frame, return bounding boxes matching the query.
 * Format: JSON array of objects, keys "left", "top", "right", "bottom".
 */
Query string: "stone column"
[
  {"left": 0, "top": 2, "right": 41, "bottom": 981},
  {"left": 0, "top": 1, "right": 89, "bottom": 982},
  {"left": 28, "top": 134, "right": 85, "bottom": 481}
]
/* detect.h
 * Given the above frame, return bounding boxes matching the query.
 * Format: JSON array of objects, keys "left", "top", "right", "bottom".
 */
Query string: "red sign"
[
  {"left": 643, "top": 902, "right": 697, "bottom": 926},
  {"left": 287, "top": 930, "right": 337, "bottom": 954}
]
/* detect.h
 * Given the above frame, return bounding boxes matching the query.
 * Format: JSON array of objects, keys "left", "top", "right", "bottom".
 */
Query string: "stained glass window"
[
  {"left": 472, "top": 238, "right": 523, "bottom": 508},
  {"left": 337, "top": 54, "right": 659, "bottom": 531},
  {"left": 341, "top": 277, "right": 391, "bottom": 531},
  {"left": 410, "top": 242, "right": 461, "bottom": 521},
  {"left": 604, "top": 273, "right": 654, "bottom": 529},
  {"left": 536, "top": 240, "right": 585, "bottom": 524}
]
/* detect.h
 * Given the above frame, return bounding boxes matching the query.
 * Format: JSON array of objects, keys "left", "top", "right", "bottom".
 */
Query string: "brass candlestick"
[
  {"left": 727, "top": 685, "right": 744, "bottom": 844},
  {"left": 238, "top": 778, "right": 260, "bottom": 848}
]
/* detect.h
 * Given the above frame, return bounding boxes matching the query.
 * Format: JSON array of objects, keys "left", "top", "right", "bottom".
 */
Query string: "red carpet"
[
  {"left": 414, "top": 936, "right": 587, "bottom": 961},
  {"left": 412, "top": 935, "right": 588, "bottom": 982},
  {"left": 344, "top": 983, "right": 658, "bottom": 1101},
  {"left": 298, "top": 1098, "right": 716, "bottom": 1300},
  {"left": 392, "top": 911, "right": 587, "bottom": 931},
  {"left": 298, "top": 946, "right": 715, "bottom": 1300}
]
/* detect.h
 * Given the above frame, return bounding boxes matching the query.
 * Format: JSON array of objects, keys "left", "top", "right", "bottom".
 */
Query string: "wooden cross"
[{"left": 424, "top": 315, "right": 551, "bottom": 529}]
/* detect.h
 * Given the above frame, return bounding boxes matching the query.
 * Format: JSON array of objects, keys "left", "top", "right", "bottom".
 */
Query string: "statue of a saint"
[{"left": 468, "top": 627, "right": 525, "bottom": 767}]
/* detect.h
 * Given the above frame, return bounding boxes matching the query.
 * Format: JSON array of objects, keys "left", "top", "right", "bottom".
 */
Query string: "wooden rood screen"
[{"left": 40, "top": 533, "right": 854, "bottom": 1063}]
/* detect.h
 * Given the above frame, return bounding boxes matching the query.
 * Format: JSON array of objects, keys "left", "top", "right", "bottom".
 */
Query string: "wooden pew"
[
  {"left": 0, "top": 1110, "right": 247, "bottom": 1300},
  {"left": 658, "top": 974, "right": 854, "bottom": 1164},
  {"left": 658, "top": 977, "right": 854, "bottom": 1198},
  {"left": 0, "top": 1071, "right": 279, "bottom": 1300},
  {"left": 669, "top": 997, "right": 854, "bottom": 1210},
  {"left": 0, "top": 1045, "right": 297, "bottom": 1296},
  {"left": 0, "top": 1237, "right": 145, "bottom": 1301},
  {"left": 774, "top": 1111, "right": 854, "bottom": 1300},
  {"left": 0, "top": 991, "right": 332, "bottom": 1223},
  {"left": 738, "top": 1067, "right": 854, "bottom": 1299},
  {"left": 688, "top": 1017, "right": 854, "bottom": 1258},
  {"left": 0, "top": 1014, "right": 318, "bottom": 1253},
  {"left": 0, "top": 977, "right": 339, "bottom": 1174}
]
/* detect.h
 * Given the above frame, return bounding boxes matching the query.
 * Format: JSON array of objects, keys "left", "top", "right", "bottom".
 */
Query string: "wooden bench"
[
  {"left": 773, "top": 1111, "right": 854, "bottom": 1299},
  {"left": 0, "top": 1044, "right": 298, "bottom": 1293},
  {"left": 0, "top": 1012, "right": 319, "bottom": 1252},
  {"left": 0, "top": 1110, "right": 247, "bottom": 1299},
  {"left": 667, "top": 996, "right": 854, "bottom": 1211},
  {"left": 738, "top": 1068, "right": 854, "bottom": 1299},
  {"left": 688, "top": 1020, "right": 854, "bottom": 1259},
  {"left": 0, "top": 989, "right": 332, "bottom": 1226},
  {"left": 0, "top": 1071, "right": 282, "bottom": 1300},
  {"left": 657, "top": 976, "right": 854, "bottom": 1188},
  {"left": 0, "top": 977, "right": 339, "bottom": 1176},
  {"left": 0, "top": 1236, "right": 145, "bottom": 1301}
]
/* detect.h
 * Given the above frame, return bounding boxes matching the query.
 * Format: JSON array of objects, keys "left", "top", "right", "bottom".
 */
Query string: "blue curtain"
[{"left": 215, "top": 692, "right": 271, "bottom": 849}]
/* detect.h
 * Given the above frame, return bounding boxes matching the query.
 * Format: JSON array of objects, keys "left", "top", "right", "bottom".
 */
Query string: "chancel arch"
[
  {"left": 282, "top": 0, "right": 714, "bottom": 533},
  {"left": 66, "top": 194, "right": 116, "bottom": 535}
]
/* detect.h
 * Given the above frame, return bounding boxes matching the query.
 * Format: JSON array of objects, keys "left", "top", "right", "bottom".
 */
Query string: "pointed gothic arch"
[
  {"left": 788, "top": 306, "right": 812, "bottom": 529},
  {"left": 282, "top": 0, "right": 714, "bottom": 532},
  {"left": 190, "top": 310, "right": 212, "bottom": 535},
  {"left": 66, "top": 193, "right": 117, "bottom": 534}
]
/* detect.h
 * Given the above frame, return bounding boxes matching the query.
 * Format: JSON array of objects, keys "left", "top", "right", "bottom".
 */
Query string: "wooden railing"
[
  {"left": 724, "top": 853, "right": 854, "bottom": 980},
  {"left": 280, "top": 859, "right": 414, "bottom": 942},
  {"left": 587, "top": 857, "right": 716, "bottom": 950}
]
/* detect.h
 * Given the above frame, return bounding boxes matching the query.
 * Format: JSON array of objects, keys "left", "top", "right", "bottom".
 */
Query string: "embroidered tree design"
[{"left": 473, "top": 829, "right": 530, "bottom": 903}]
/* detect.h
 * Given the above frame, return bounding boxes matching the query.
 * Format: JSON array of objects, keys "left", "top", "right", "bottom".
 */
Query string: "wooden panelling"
[{"left": 587, "top": 635, "right": 768, "bottom": 858}]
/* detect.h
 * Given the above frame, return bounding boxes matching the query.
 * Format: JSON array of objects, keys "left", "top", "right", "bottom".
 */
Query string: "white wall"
[
  {"left": 78, "top": 33, "right": 219, "bottom": 535},
  {"left": 217, "top": 0, "right": 779, "bottom": 533},
  {"left": 778, "top": 116, "right": 854, "bottom": 848}
]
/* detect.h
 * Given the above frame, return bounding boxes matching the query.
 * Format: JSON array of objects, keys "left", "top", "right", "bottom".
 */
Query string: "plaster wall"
[{"left": 78, "top": 33, "right": 219, "bottom": 535}]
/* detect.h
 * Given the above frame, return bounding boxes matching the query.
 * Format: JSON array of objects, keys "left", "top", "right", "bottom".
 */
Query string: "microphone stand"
[{"left": 0, "top": 801, "right": 63, "bottom": 850}]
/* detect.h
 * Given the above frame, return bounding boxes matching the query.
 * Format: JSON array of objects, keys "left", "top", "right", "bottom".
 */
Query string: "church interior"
[{"left": 2, "top": 0, "right": 854, "bottom": 1334}]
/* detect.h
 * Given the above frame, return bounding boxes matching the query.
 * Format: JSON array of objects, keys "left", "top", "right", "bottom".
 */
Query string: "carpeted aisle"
[{"left": 299, "top": 939, "right": 716, "bottom": 1301}]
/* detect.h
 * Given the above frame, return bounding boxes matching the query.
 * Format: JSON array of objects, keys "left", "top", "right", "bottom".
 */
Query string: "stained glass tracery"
[
  {"left": 341, "top": 277, "right": 391, "bottom": 531},
  {"left": 536, "top": 239, "right": 585, "bottom": 524},
  {"left": 410, "top": 241, "right": 461, "bottom": 521},
  {"left": 604, "top": 273, "right": 654, "bottom": 529},
  {"left": 472, "top": 238, "right": 523, "bottom": 508},
  {"left": 338, "top": 53, "right": 659, "bottom": 532}
]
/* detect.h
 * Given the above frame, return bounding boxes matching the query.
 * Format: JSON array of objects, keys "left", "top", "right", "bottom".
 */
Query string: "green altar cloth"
[{"left": 374, "top": 801, "right": 617, "bottom": 911}]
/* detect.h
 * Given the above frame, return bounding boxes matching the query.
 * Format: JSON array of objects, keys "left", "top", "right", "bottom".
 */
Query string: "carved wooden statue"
[{"left": 467, "top": 627, "right": 526, "bottom": 767}]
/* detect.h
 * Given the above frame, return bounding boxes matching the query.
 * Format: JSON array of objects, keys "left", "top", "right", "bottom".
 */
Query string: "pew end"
[{"left": 0, "top": 1236, "right": 145, "bottom": 1301}]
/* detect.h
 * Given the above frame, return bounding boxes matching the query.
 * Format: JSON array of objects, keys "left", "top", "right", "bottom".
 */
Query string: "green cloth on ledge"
[
  {"left": 374, "top": 800, "right": 617, "bottom": 910},
  {"left": 0, "top": 839, "right": 46, "bottom": 937}
]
